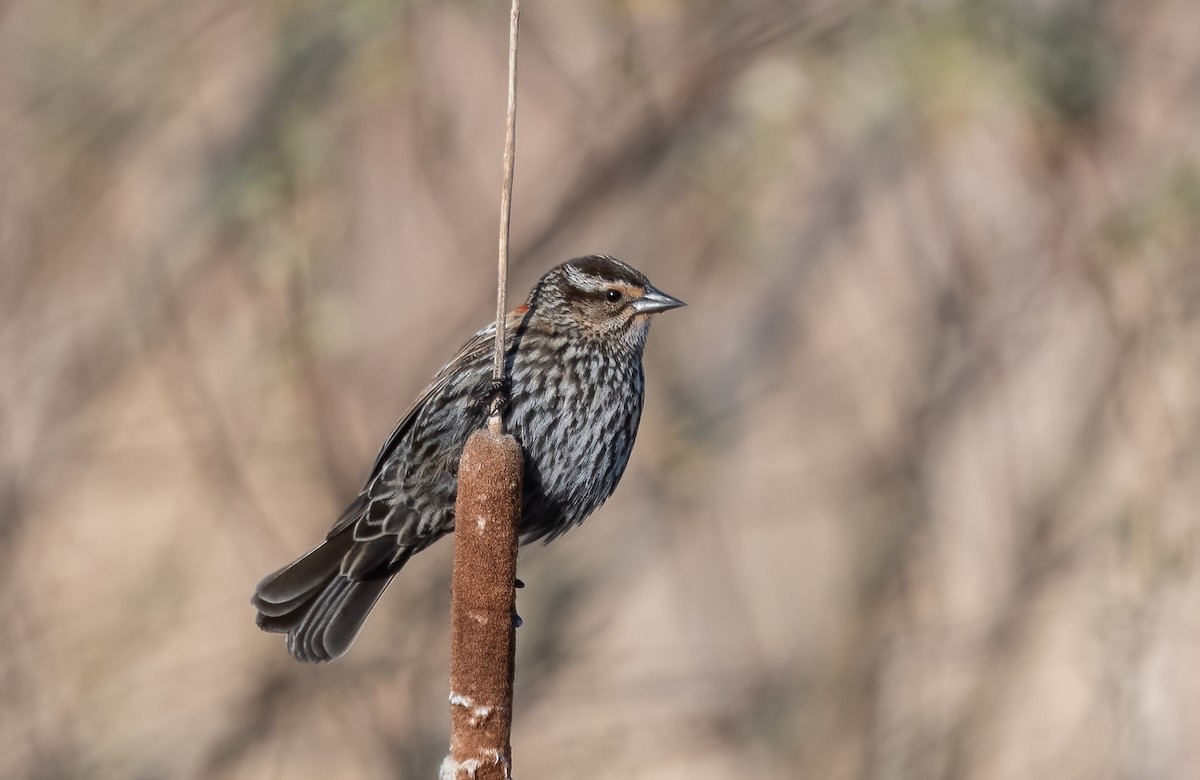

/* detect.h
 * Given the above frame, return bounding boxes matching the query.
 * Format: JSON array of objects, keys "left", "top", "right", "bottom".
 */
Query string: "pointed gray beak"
[{"left": 632, "top": 285, "right": 686, "bottom": 315}]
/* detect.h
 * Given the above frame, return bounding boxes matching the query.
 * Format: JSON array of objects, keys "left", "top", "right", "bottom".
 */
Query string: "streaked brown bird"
[{"left": 252, "top": 255, "right": 684, "bottom": 661}]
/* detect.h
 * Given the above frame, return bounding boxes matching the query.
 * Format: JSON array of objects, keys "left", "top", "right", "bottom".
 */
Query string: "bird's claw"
[{"left": 482, "top": 377, "right": 512, "bottom": 417}]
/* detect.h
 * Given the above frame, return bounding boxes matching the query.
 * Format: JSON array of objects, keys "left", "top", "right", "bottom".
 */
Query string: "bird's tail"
[{"left": 252, "top": 532, "right": 404, "bottom": 663}]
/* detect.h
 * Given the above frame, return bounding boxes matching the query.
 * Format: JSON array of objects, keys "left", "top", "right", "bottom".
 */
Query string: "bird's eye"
[{"left": 605, "top": 289, "right": 623, "bottom": 303}]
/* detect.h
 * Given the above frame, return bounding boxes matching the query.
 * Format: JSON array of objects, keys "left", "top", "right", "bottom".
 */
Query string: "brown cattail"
[{"left": 440, "top": 429, "right": 523, "bottom": 780}]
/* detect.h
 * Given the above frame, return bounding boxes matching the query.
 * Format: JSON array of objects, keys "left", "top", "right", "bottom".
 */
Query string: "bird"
[{"left": 252, "top": 255, "right": 685, "bottom": 662}]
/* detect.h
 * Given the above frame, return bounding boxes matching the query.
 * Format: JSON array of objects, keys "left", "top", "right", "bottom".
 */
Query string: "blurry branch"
[
  {"left": 284, "top": 258, "right": 362, "bottom": 500},
  {"left": 0, "top": 0, "right": 353, "bottom": 555},
  {"left": 514, "top": 2, "right": 854, "bottom": 265},
  {"left": 938, "top": 305, "right": 1129, "bottom": 779},
  {"left": 134, "top": 255, "right": 284, "bottom": 556}
]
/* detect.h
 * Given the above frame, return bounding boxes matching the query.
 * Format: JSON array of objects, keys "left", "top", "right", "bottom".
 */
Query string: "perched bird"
[{"left": 253, "top": 255, "right": 684, "bottom": 662}]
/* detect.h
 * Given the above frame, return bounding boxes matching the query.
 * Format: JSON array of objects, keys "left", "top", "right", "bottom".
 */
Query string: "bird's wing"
[{"left": 325, "top": 305, "right": 531, "bottom": 541}]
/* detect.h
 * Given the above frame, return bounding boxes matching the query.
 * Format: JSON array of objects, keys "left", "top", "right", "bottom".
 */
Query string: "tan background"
[{"left": 2, "top": 1, "right": 1199, "bottom": 777}]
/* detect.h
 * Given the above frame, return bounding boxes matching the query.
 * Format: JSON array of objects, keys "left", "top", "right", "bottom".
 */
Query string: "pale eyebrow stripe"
[{"left": 564, "top": 265, "right": 606, "bottom": 292}]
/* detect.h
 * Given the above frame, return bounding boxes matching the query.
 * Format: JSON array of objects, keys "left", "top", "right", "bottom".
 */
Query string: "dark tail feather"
[
  {"left": 252, "top": 535, "right": 407, "bottom": 663},
  {"left": 253, "top": 535, "right": 350, "bottom": 619},
  {"left": 288, "top": 574, "right": 394, "bottom": 662}
]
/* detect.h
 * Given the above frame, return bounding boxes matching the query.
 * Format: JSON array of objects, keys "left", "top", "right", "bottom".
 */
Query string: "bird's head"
[{"left": 528, "top": 255, "right": 685, "bottom": 350}]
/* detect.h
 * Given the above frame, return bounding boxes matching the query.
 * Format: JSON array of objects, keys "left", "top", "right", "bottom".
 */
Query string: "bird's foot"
[
  {"left": 482, "top": 377, "right": 512, "bottom": 417},
  {"left": 513, "top": 577, "right": 524, "bottom": 627}
]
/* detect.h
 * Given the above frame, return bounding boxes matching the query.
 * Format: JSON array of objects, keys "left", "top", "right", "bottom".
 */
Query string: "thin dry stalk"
[{"left": 488, "top": 0, "right": 521, "bottom": 431}]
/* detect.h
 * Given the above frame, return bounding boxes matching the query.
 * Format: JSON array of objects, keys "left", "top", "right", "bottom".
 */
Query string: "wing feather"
[{"left": 324, "top": 306, "right": 530, "bottom": 541}]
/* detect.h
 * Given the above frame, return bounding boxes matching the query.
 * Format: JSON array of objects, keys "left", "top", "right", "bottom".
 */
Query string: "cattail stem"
[
  {"left": 443, "top": 3, "right": 523, "bottom": 779},
  {"left": 488, "top": 0, "right": 521, "bottom": 428},
  {"left": 441, "top": 430, "right": 523, "bottom": 780}
]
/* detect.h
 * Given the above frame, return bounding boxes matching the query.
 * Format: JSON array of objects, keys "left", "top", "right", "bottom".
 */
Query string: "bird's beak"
[{"left": 632, "top": 285, "right": 686, "bottom": 315}]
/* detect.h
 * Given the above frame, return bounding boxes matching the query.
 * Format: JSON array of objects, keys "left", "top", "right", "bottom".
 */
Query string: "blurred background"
[{"left": 3, "top": 0, "right": 1200, "bottom": 777}]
